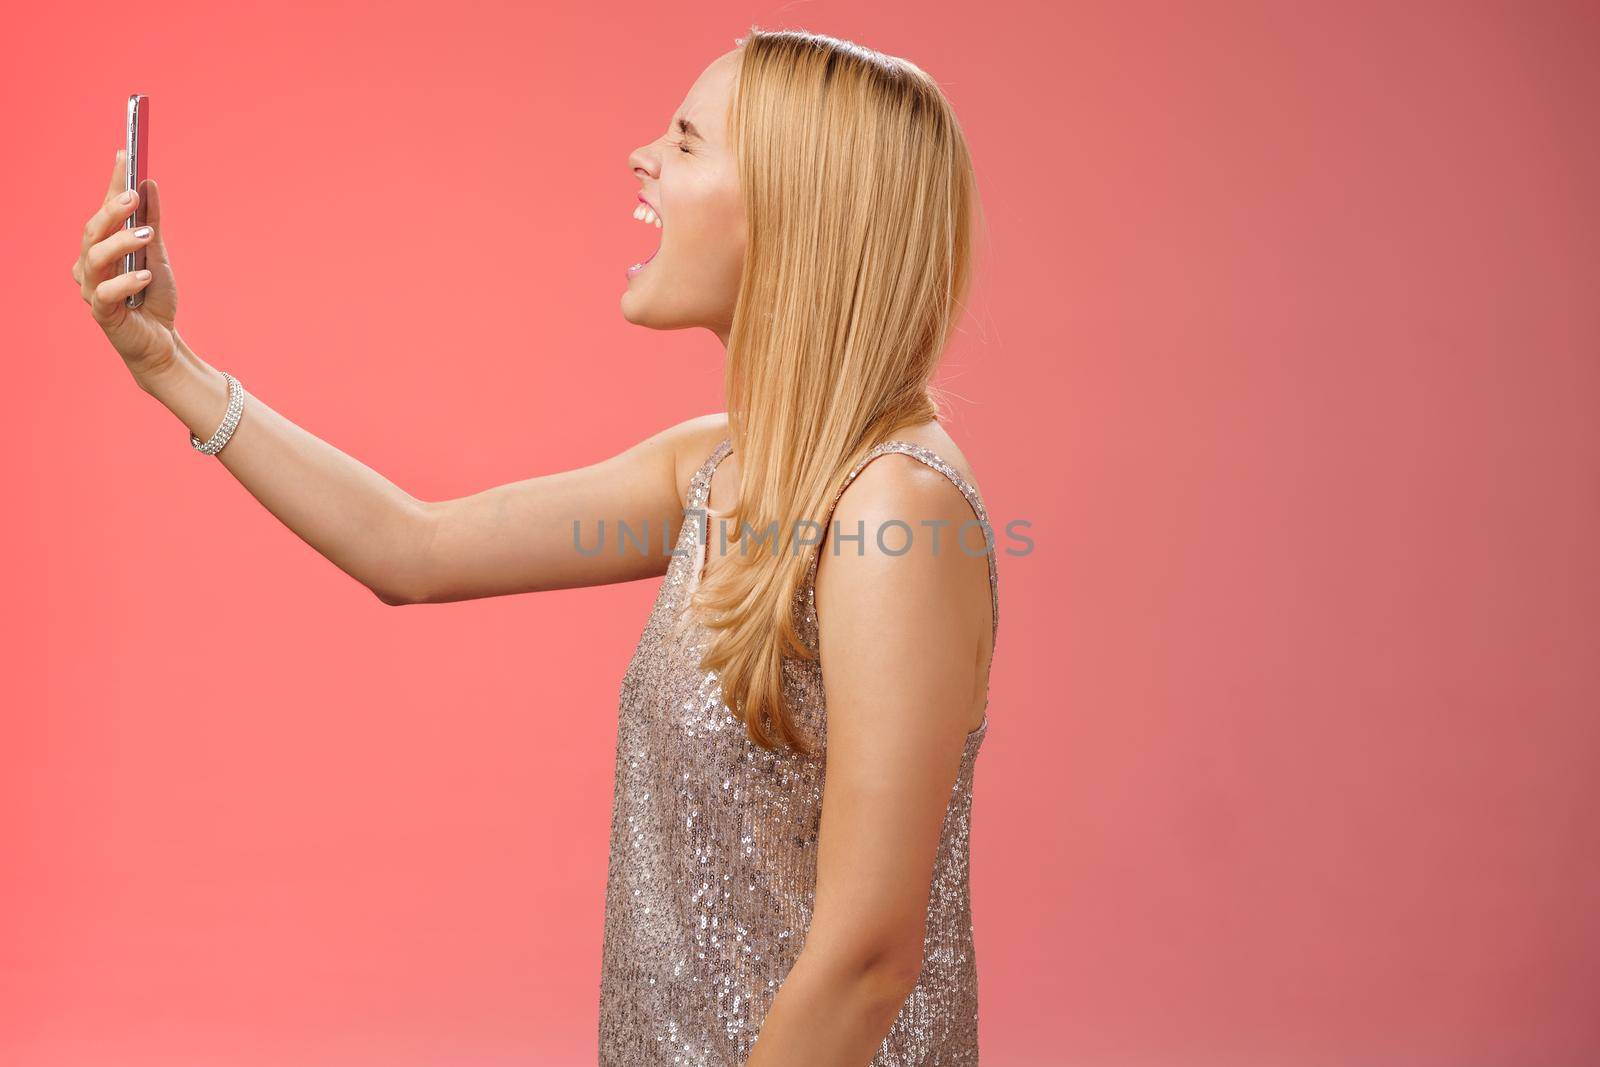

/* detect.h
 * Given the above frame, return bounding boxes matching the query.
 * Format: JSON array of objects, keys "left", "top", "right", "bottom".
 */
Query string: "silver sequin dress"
[{"left": 597, "top": 437, "right": 998, "bottom": 1066}]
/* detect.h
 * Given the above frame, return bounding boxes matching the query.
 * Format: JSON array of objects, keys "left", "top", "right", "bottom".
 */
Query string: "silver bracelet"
[{"left": 191, "top": 371, "right": 246, "bottom": 455}]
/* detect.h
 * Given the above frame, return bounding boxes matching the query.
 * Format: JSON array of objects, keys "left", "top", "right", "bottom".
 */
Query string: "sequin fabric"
[{"left": 597, "top": 437, "right": 998, "bottom": 1066}]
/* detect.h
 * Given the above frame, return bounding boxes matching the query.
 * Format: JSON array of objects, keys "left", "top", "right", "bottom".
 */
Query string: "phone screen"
[{"left": 125, "top": 94, "right": 150, "bottom": 308}]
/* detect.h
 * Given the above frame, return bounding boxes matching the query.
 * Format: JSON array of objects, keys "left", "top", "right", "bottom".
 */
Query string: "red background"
[{"left": 6, "top": 1, "right": 1599, "bottom": 1064}]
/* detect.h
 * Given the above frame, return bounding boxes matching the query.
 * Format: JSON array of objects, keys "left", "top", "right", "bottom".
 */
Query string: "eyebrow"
[{"left": 675, "top": 117, "right": 704, "bottom": 142}]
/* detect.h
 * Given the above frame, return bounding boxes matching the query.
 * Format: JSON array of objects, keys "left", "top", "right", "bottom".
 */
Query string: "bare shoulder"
[
  {"left": 878, "top": 420, "right": 984, "bottom": 500},
  {"left": 822, "top": 419, "right": 991, "bottom": 559},
  {"left": 826, "top": 445, "right": 985, "bottom": 559},
  {"left": 814, "top": 439, "right": 993, "bottom": 732},
  {"left": 817, "top": 440, "right": 990, "bottom": 637},
  {"left": 663, "top": 411, "right": 731, "bottom": 511}
]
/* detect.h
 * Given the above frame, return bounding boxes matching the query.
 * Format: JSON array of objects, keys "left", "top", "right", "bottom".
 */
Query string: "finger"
[
  {"left": 90, "top": 268, "right": 152, "bottom": 324},
  {"left": 82, "top": 224, "right": 154, "bottom": 287},
  {"left": 141, "top": 178, "right": 171, "bottom": 271},
  {"left": 79, "top": 222, "right": 148, "bottom": 301},
  {"left": 105, "top": 147, "right": 127, "bottom": 203},
  {"left": 82, "top": 184, "right": 137, "bottom": 259}
]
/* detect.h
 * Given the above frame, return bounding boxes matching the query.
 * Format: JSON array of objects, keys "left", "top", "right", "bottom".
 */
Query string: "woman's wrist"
[{"left": 136, "top": 335, "right": 233, "bottom": 448}]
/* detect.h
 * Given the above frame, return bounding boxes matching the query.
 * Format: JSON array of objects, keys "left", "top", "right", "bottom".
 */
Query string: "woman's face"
[{"left": 621, "top": 49, "right": 746, "bottom": 346}]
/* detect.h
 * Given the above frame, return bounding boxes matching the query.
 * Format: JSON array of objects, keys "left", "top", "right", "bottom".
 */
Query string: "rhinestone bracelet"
[{"left": 191, "top": 371, "right": 246, "bottom": 455}]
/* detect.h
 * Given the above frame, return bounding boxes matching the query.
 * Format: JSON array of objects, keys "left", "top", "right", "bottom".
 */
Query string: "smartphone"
[{"left": 124, "top": 93, "right": 150, "bottom": 309}]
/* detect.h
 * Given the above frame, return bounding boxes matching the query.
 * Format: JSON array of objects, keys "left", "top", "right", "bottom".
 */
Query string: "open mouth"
[
  {"left": 627, "top": 199, "right": 663, "bottom": 280},
  {"left": 627, "top": 244, "right": 660, "bottom": 279}
]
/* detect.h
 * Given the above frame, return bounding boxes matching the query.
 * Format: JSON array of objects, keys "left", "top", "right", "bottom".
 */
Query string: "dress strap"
[
  {"left": 691, "top": 438, "right": 735, "bottom": 509},
  {"left": 680, "top": 439, "right": 734, "bottom": 597},
  {"left": 805, "top": 439, "right": 999, "bottom": 652}
]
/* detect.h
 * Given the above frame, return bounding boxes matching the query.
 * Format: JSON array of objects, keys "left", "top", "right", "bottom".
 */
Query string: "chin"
[
  {"left": 621, "top": 281, "right": 700, "bottom": 332},
  {"left": 619, "top": 289, "right": 644, "bottom": 326},
  {"left": 620, "top": 286, "right": 668, "bottom": 329}
]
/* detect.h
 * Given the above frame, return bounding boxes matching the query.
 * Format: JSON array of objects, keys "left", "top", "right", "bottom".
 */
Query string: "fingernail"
[
  {"left": 120, "top": 190, "right": 134, "bottom": 204},
  {"left": 134, "top": 226, "right": 152, "bottom": 238},
  {"left": 137, "top": 270, "right": 152, "bottom": 279}
]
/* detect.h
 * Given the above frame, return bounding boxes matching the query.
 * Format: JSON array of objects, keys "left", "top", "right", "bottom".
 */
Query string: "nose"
[{"left": 628, "top": 140, "right": 658, "bottom": 181}]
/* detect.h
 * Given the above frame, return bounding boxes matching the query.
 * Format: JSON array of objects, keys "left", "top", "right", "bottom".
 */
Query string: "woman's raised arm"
[
  {"left": 397, "top": 412, "right": 725, "bottom": 604},
  {"left": 76, "top": 148, "right": 713, "bottom": 607},
  {"left": 139, "top": 341, "right": 717, "bottom": 605}
]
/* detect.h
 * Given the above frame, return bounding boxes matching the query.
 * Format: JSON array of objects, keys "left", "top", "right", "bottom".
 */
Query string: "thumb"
[{"left": 142, "top": 177, "right": 172, "bottom": 271}]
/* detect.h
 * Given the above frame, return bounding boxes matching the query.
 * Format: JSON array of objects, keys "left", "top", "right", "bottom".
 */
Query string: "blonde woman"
[{"left": 73, "top": 27, "right": 998, "bottom": 1067}]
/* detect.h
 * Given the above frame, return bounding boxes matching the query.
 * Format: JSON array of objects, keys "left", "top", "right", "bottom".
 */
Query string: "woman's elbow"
[{"left": 807, "top": 936, "right": 925, "bottom": 1004}]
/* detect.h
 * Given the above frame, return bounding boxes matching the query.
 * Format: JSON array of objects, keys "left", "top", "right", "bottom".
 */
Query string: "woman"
[{"left": 72, "top": 27, "right": 997, "bottom": 1067}]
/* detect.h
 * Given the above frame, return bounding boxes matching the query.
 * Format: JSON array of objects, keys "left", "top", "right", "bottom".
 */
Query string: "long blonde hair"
[{"left": 691, "top": 27, "right": 984, "bottom": 755}]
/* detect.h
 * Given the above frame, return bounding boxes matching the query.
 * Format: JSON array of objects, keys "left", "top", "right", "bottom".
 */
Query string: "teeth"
[{"left": 633, "top": 203, "right": 662, "bottom": 228}]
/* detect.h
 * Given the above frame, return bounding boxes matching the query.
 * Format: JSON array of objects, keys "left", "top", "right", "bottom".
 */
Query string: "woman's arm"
[
  {"left": 745, "top": 455, "right": 992, "bottom": 1066},
  {"left": 78, "top": 149, "right": 718, "bottom": 606},
  {"left": 137, "top": 339, "right": 430, "bottom": 605},
  {"left": 140, "top": 340, "right": 720, "bottom": 605},
  {"left": 397, "top": 411, "right": 727, "bottom": 604}
]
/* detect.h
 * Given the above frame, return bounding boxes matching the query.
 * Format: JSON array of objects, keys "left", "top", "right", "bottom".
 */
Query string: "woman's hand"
[{"left": 71, "top": 147, "right": 179, "bottom": 383}]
